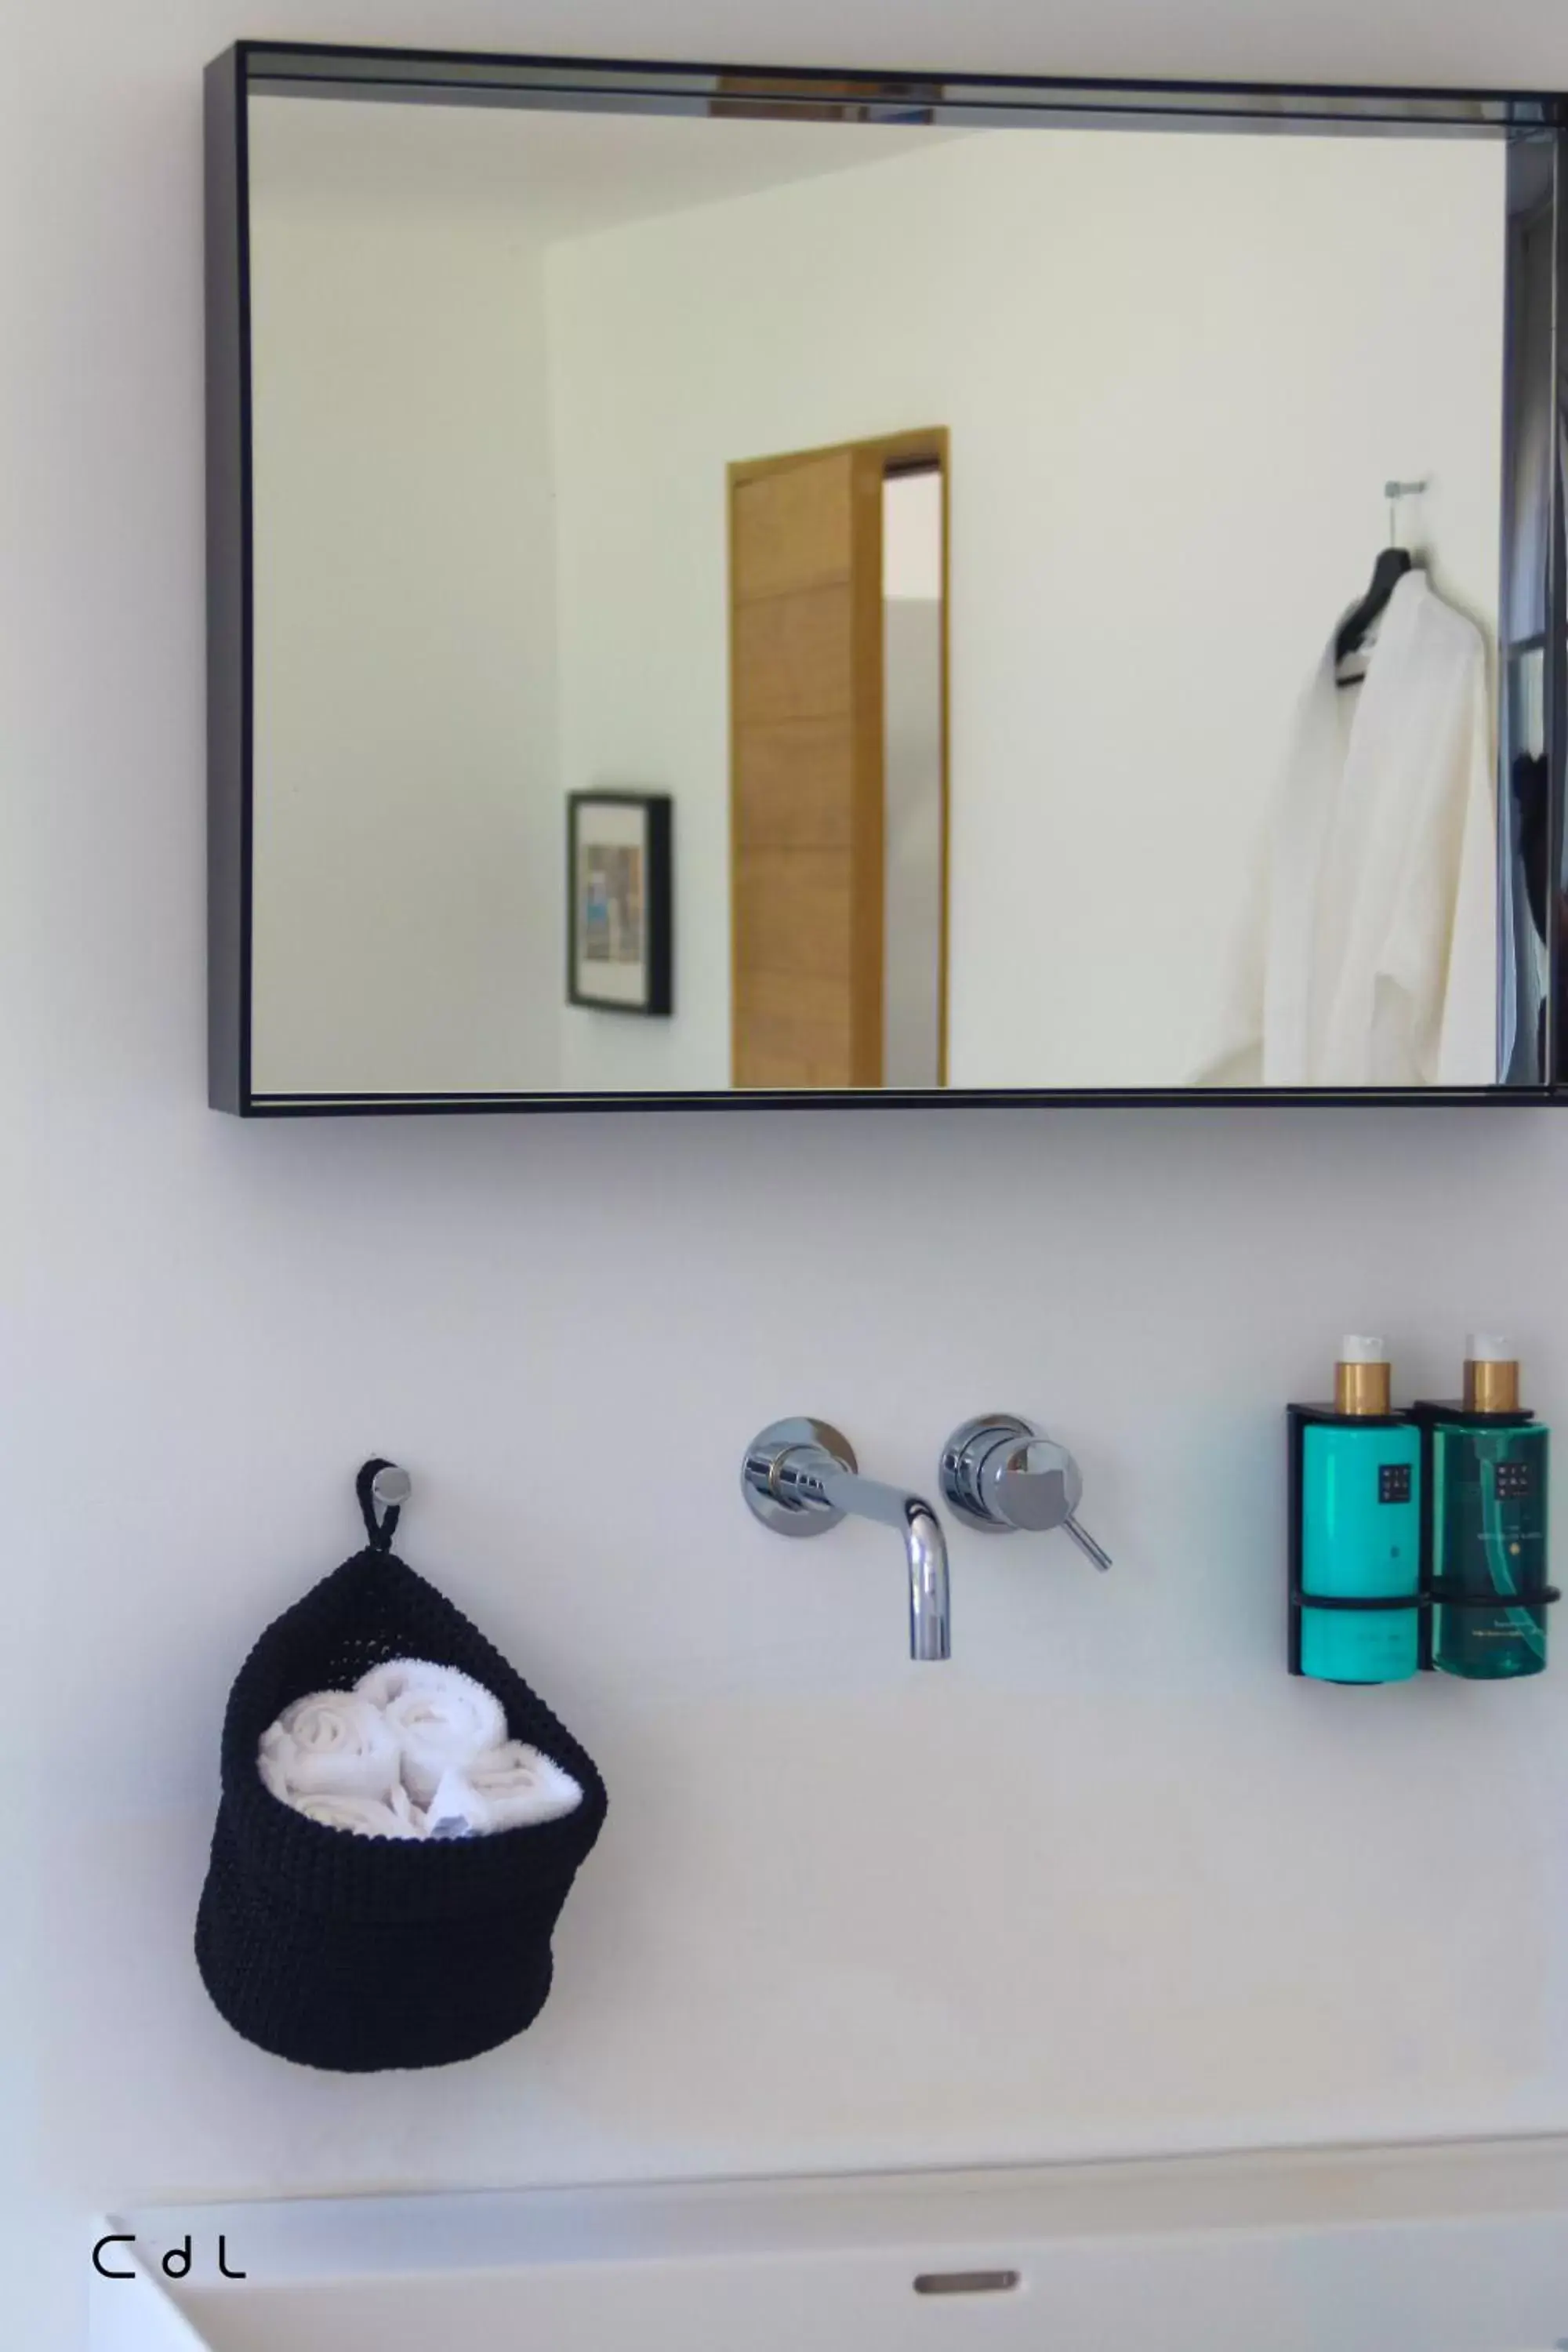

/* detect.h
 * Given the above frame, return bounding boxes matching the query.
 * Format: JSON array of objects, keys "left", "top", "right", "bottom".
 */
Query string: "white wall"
[
  {"left": 248, "top": 102, "right": 563, "bottom": 1095},
  {"left": 9, "top": 5, "right": 1568, "bottom": 2350},
  {"left": 548, "top": 128, "right": 1502, "bottom": 1088}
]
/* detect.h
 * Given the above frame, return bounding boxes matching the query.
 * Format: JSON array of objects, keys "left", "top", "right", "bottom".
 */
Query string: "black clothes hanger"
[
  {"left": 1333, "top": 546, "right": 1412, "bottom": 681},
  {"left": 1334, "top": 479, "right": 1427, "bottom": 688}
]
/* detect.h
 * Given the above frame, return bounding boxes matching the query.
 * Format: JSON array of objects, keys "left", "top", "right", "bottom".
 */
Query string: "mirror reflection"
[{"left": 246, "top": 96, "right": 1512, "bottom": 1096}]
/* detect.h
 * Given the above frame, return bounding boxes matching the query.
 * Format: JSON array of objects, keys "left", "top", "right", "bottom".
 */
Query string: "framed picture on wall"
[{"left": 567, "top": 791, "right": 673, "bottom": 1016}]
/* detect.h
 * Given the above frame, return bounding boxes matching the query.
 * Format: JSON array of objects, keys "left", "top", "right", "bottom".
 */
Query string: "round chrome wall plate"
[
  {"left": 939, "top": 1413, "right": 1036, "bottom": 1530},
  {"left": 742, "top": 1416, "right": 856, "bottom": 1537}
]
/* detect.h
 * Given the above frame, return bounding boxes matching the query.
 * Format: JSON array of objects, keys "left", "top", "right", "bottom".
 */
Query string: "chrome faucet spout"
[
  {"left": 779, "top": 1459, "right": 951, "bottom": 1662},
  {"left": 902, "top": 1501, "right": 951, "bottom": 1662},
  {"left": 742, "top": 1419, "right": 952, "bottom": 1662}
]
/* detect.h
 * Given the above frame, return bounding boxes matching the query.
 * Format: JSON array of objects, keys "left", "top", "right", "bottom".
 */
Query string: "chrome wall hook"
[
  {"left": 1385, "top": 477, "right": 1428, "bottom": 549},
  {"left": 742, "top": 1417, "right": 951, "bottom": 1661},
  {"left": 371, "top": 1464, "right": 412, "bottom": 1511},
  {"left": 939, "top": 1415, "right": 1112, "bottom": 1570}
]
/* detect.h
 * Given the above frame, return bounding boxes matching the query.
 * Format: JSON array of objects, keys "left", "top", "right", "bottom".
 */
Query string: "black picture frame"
[
  {"left": 567, "top": 792, "right": 673, "bottom": 1018},
  {"left": 205, "top": 42, "right": 1568, "bottom": 1114}
]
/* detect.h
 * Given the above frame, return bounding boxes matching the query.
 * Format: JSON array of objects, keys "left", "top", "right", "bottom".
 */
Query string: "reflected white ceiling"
[{"left": 249, "top": 94, "right": 971, "bottom": 245}]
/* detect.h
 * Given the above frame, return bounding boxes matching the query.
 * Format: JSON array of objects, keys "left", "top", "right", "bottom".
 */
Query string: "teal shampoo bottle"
[
  {"left": 1423, "top": 1337, "right": 1551, "bottom": 1681},
  {"left": 1290, "top": 1338, "right": 1421, "bottom": 1683}
]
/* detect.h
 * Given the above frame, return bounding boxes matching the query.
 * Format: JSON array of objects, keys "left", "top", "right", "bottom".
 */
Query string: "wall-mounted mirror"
[{"left": 206, "top": 48, "right": 1567, "bottom": 1109}]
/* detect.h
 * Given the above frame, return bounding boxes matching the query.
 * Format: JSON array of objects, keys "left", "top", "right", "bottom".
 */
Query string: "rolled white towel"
[
  {"left": 354, "top": 1658, "right": 508, "bottom": 1806},
  {"left": 463, "top": 1740, "right": 583, "bottom": 1833},
  {"left": 258, "top": 1690, "right": 401, "bottom": 1802},
  {"left": 289, "top": 1785, "right": 426, "bottom": 1840}
]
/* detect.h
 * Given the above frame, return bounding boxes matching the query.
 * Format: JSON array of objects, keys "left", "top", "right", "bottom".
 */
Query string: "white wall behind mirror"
[{"left": 247, "top": 95, "right": 1508, "bottom": 1098}]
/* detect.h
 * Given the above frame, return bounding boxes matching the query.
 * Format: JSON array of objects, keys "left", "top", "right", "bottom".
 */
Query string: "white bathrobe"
[{"left": 1192, "top": 571, "right": 1497, "bottom": 1087}]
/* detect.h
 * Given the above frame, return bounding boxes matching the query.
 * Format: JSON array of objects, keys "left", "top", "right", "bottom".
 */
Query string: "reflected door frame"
[{"left": 728, "top": 428, "right": 950, "bottom": 1090}]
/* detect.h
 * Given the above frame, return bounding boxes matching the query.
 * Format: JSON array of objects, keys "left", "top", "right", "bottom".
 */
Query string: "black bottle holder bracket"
[{"left": 1286, "top": 1405, "right": 1559, "bottom": 1677}]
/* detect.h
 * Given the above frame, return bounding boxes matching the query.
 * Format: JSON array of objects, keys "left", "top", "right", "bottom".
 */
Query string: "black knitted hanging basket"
[{"left": 195, "top": 1462, "right": 608, "bottom": 2072}]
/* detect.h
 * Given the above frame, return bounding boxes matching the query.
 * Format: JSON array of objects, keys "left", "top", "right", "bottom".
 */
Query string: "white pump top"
[
  {"left": 1465, "top": 1332, "right": 1511, "bottom": 1363},
  {"left": 1339, "top": 1334, "right": 1387, "bottom": 1363}
]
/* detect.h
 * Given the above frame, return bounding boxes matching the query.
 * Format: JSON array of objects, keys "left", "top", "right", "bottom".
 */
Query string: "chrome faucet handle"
[{"left": 939, "top": 1414, "right": 1112, "bottom": 1570}]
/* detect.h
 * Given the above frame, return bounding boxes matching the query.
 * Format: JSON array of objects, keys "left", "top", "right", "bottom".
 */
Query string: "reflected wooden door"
[{"left": 729, "top": 430, "right": 945, "bottom": 1088}]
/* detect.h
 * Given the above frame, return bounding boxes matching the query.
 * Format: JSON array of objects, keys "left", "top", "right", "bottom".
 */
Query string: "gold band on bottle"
[
  {"left": 1334, "top": 1359, "right": 1392, "bottom": 1416},
  {"left": 1463, "top": 1357, "right": 1520, "bottom": 1414}
]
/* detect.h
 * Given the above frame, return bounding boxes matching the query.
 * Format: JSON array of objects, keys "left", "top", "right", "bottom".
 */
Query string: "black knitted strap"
[{"left": 355, "top": 1458, "right": 402, "bottom": 1553}]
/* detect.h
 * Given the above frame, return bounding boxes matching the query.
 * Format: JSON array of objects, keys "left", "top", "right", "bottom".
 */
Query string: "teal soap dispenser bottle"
[
  {"left": 1423, "top": 1336, "right": 1552, "bottom": 1680},
  {"left": 1289, "top": 1338, "right": 1421, "bottom": 1682}
]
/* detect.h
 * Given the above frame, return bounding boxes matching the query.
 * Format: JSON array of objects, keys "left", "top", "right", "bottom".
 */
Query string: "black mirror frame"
[{"left": 205, "top": 42, "right": 1568, "bottom": 1114}]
